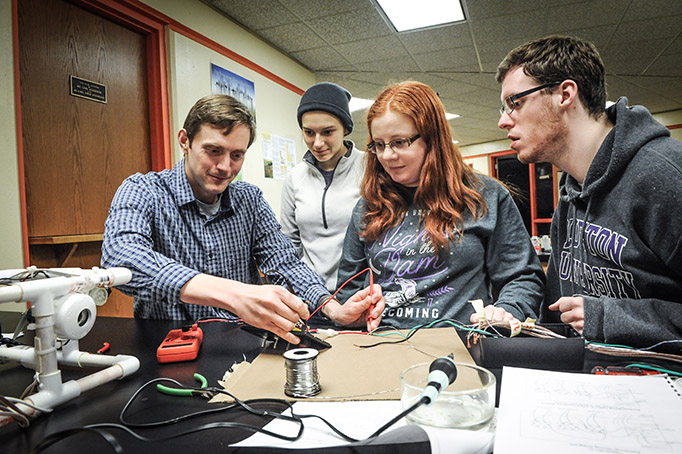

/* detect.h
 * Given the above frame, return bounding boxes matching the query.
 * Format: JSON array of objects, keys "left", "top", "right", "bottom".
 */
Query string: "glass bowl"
[{"left": 400, "top": 361, "right": 496, "bottom": 429}]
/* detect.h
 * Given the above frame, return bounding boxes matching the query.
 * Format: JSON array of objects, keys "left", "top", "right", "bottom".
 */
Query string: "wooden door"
[{"left": 18, "top": 0, "right": 153, "bottom": 317}]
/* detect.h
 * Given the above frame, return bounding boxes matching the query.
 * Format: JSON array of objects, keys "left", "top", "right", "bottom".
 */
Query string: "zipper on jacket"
[{"left": 316, "top": 143, "right": 352, "bottom": 230}]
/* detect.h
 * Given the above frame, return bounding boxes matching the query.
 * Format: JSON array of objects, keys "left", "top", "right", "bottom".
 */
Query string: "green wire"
[
  {"left": 586, "top": 341, "right": 634, "bottom": 349},
  {"left": 370, "top": 329, "right": 407, "bottom": 338},
  {"left": 409, "top": 318, "right": 495, "bottom": 337},
  {"left": 625, "top": 364, "right": 682, "bottom": 377},
  {"left": 368, "top": 318, "right": 497, "bottom": 341}
]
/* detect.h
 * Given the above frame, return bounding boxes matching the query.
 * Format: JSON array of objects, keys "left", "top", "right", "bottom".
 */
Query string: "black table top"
[
  {"left": 2, "top": 312, "right": 681, "bottom": 453},
  {"left": 2, "top": 313, "right": 435, "bottom": 454},
  {"left": 1, "top": 313, "right": 275, "bottom": 453}
]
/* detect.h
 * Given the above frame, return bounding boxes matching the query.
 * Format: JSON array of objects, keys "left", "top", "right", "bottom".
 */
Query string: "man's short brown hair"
[
  {"left": 183, "top": 94, "right": 256, "bottom": 146},
  {"left": 496, "top": 35, "right": 607, "bottom": 119}
]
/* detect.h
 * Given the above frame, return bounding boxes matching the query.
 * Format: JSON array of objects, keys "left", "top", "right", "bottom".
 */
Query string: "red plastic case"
[{"left": 156, "top": 324, "right": 203, "bottom": 363}]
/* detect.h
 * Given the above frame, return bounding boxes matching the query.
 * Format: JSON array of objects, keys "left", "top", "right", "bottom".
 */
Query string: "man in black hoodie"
[{"left": 495, "top": 35, "right": 682, "bottom": 349}]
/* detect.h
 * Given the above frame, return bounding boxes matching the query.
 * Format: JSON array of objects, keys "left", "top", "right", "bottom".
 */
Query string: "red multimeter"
[{"left": 156, "top": 324, "right": 203, "bottom": 363}]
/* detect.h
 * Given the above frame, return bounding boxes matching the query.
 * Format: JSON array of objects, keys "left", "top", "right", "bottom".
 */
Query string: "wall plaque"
[{"left": 69, "top": 75, "right": 107, "bottom": 103}]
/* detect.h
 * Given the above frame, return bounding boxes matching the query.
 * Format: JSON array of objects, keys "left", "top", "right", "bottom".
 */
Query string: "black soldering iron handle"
[
  {"left": 368, "top": 354, "right": 458, "bottom": 440},
  {"left": 423, "top": 353, "right": 458, "bottom": 405}
]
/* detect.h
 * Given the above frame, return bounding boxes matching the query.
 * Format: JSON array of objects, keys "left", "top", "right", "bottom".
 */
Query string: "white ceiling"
[{"left": 202, "top": 0, "right": 682, "bottom": 148}]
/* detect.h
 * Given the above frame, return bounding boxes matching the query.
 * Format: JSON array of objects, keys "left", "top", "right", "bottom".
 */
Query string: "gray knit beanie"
[{"left": 297, "top": 82, "right": 354, "bottom": 134}]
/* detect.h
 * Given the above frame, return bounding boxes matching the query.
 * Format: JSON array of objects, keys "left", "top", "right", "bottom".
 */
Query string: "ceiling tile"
[
  {"left": 465, "top": 0, "right": 548, "bottom": 20},
  {"left": 399, "top": 23, "right": 473, "bottom": 54},
  {"left": 278, "top": 0, "right": 367, "bottom": 20},
  {"left": 205, "top": 0, "right": 298, "bottom": 30},
  {"left": 639, "top": 77, "right": 682, "bottom": 103},
  {"left": 601, "top": 38, "right": 674, "bottom": 75},
  {"left": 412, "top": 47, "right": 480, "bottom": 72},
  {"left": 547, "top": 0, "right": 624, "bottom": 32},
  {"left": 646, "top": 53, "right": 682, "bottom": 78},
  {"left": 289, "top": 46, "right": 354, "bottom": 71},
  {"left": 257, "top": 22, "right": 324, "bottom": 53},
  {"left": 468, "top": 10, "right": 547, "bottom": 45},
  {"left": 334, "top": 35, "right": 408, "bottom": 64},
  {"left": 623, "top": 0, "right": 682, "bottom": 20},
  {"left": 304, "top": 7, "right": 392, "bottom": 45},
  {"left": 611, "top": 15, "right": 682, "bottom": 43}
]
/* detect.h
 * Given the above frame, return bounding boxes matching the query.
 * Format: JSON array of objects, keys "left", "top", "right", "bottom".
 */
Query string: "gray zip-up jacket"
[{"left": 281, "top": 141, "right": 365, "bottom": 291}]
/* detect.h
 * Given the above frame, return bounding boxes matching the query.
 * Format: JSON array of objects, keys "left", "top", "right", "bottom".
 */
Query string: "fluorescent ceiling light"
[
  {"left": 349, "top": 97, "right": 374, "bottom": 112},
  {"left": 445, "top": 112, "right": 460, "bottom": 120},
  {"left": 376, "top": 0, "right": 465, "bottom": 32}
]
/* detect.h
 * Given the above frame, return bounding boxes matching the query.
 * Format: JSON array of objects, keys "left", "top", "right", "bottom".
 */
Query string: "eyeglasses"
[
  {"left": 500, "top": 82, "right": 561, "bottom": 115},
  {"left": 367, "top": 134, "right": 421, "bottom": 155}
]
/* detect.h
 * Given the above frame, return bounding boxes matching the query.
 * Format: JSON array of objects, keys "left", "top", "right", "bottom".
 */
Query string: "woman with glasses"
[
  {"left": 335, "top": 81, "right": 544, "bottom": 328},
  {"left": 281, "top": 82, "right": 366, "bottom": 294}
]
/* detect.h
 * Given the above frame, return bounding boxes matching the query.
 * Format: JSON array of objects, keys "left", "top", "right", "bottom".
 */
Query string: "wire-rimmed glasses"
[
  {"left": 500, "top": 82, "right": 561, "bottom": 115},
  {"left": 367, "top": 134, "right": 421, "bottom": 155}
]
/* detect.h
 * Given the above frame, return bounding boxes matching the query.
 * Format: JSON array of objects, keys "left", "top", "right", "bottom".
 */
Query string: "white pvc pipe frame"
[{"left": 0, "top": 267, "right": 140, "bottom": 419}]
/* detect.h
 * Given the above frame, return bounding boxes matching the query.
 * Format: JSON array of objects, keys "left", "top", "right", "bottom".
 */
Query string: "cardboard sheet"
[{"left": 214, "top": 327, "right": 476, "bottom": 402}]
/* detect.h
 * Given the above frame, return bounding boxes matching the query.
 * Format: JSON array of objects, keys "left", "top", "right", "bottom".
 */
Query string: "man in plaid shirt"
[{"left": 102, "top": 94, "right": 383, "bottom": 344}]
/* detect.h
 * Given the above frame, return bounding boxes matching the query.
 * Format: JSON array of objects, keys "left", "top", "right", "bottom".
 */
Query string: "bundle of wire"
[
  {"left": 586, "top": 340, "right": 682, "bottom": 366},
  {"left": 0, "top": 391, "right": 49, "bottom": 428},
  {"left": 468, "top": 317, "right": 565, "bottom": 344},
  {"left": 469, "top": 316, "right": 682, "bottom": 368}
]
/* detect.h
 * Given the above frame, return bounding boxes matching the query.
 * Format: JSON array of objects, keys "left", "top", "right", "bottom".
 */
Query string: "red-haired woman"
[{"left": 335, "top": 81, "right": 544, "bottom": 329}]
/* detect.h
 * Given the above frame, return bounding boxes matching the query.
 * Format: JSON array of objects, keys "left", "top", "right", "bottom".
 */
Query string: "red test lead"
[{"left": 367, "top": 269, "right": 375, "bottom": 327}]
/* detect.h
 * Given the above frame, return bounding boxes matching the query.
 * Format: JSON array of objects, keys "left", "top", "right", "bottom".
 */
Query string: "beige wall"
[
  {"left": 144, "top": 0, "right": 315, "bottom": 217},
  {"left": 654, "top": 111, "right": 682, "bottom": 142},
  {"left": 0, "top": 0, "right": 25, "bottom": 310},
  {"left": 462, "top": 154, "right": 491, "bottom": 175},
  {"left": 0, "top": 0, "right": 24, "bottom": 269},
  {"left": 166, "top": 31, "right": 313, "bottom": 215}
]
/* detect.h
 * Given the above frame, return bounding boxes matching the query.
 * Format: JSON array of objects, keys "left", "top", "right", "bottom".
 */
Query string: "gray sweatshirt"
[
  {"left": 543, "top": 97, "right": 682, "bottom": 350},
  {"left": 336, "top": 175, "right": 545, "bottom": 328}
]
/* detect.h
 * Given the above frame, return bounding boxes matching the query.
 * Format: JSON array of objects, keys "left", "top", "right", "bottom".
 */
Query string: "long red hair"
[{"left": 361, "top": 81, "right": 486, "bottom": 251}]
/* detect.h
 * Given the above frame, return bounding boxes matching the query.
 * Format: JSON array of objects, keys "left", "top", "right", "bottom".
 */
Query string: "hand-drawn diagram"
[{"left": 518, "top": 378, "right": 675, "bottom": 451}]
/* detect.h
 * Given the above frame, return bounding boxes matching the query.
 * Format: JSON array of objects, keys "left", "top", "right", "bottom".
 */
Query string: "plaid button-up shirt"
[{"left": 101, "top": 159, "right": 329, "bottom": 320}]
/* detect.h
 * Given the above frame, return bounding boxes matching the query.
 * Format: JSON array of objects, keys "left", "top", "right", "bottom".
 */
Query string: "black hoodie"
[{"left": 543, "top": 97, "right": 682, "bottom": 350}]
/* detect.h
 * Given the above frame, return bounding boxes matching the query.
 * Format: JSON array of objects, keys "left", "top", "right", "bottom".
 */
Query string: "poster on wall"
[
  {"left": 211, "top": 63, "right": 255, "bottom": 182},
  {"left": 211, "top": 63, "right": 256, "bottom": 118},
  {"left": 262, "top": 133, "right": 296, "bottom": 180}
]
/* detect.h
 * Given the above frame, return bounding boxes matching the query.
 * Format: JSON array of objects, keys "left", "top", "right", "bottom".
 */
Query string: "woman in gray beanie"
[{"left": 280, "top": 82, "right": 366, "bottom": 295}]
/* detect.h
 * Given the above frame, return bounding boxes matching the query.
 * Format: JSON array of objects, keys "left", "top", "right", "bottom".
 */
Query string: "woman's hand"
[{"left": 323, "top": 284, "right": 385, "bottom": 331}]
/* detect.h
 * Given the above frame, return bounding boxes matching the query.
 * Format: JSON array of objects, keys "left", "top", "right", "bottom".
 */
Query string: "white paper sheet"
[
  {"left": 494, "top": 367, "right": 682, "bottom": 454},
  {"left": 232, "top": 400, "right": 495, "bottom": 453}
]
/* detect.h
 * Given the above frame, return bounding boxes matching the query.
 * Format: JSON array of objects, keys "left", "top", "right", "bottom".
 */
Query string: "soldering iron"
[
  {"left": 421, "top": 353, "right": 458, "bottom": 405},
  {"left": 368, "top": 353, "right": 459, "bottom": 438}
]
